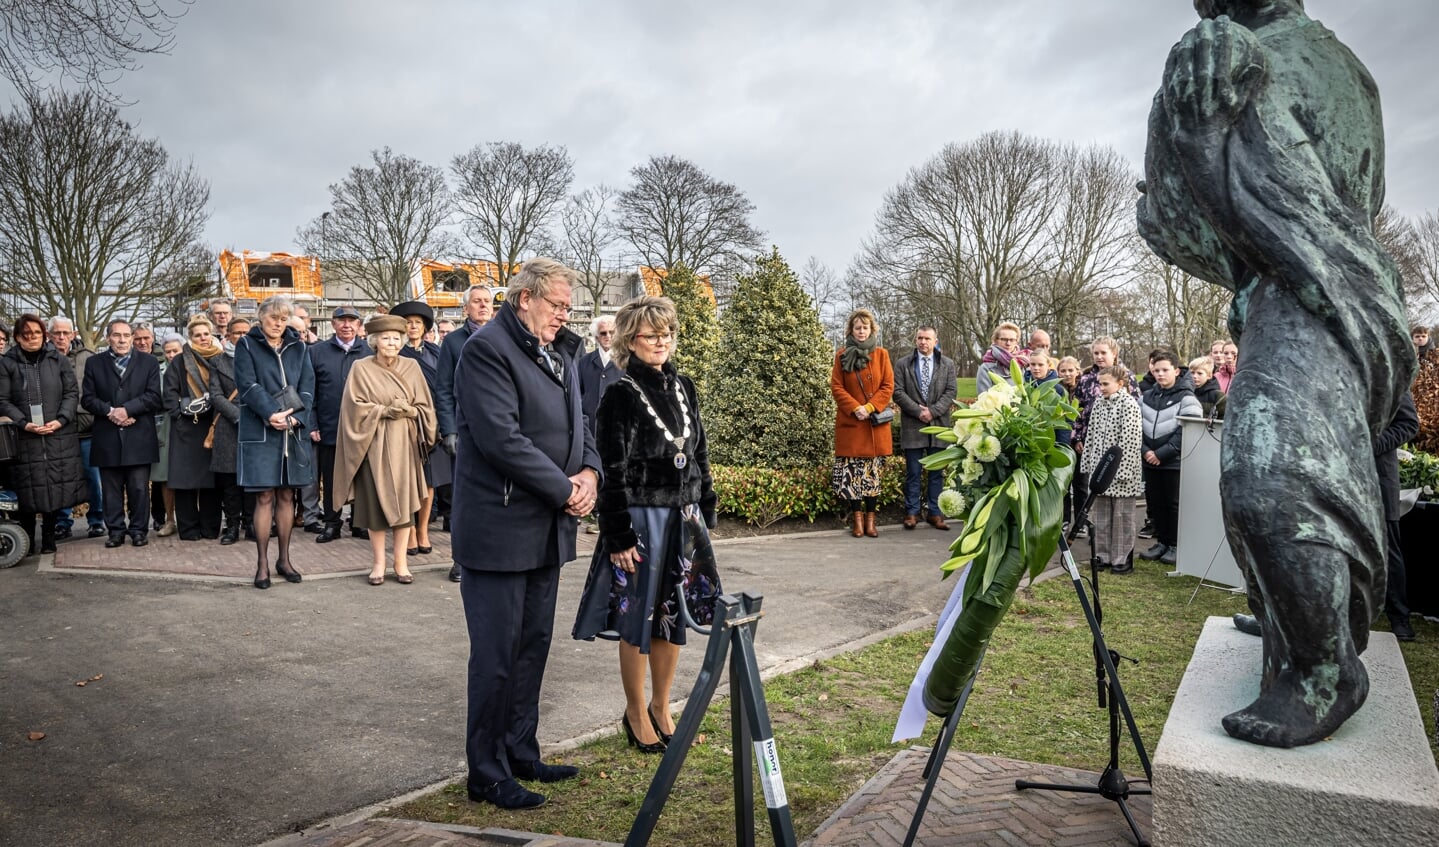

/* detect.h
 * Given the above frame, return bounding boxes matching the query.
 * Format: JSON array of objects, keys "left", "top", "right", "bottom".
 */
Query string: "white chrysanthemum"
[
  {"left": 960, "top": 457, "right": 982, "bottom": 485},
  {"left": 937, "top": 489, "right": 968, "bottom": 518},
  {"left": 970, "top": 382, "right": 1018, "bottom": 416},
  {"left": 953, "top": 418, "right": 984, "bottom": 440},
  {"left": 973, "top": 435, "right": 1002, "bottom": 463}
]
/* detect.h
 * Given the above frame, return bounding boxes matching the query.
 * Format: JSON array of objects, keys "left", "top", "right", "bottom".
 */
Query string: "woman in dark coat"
[
  {"left": 164, "top": 315, "right": 223, "bottom": 540},
  {"left": 0, "top": 314, "right": 87, "bottom": 553},
  {"left": 573, "top": 295, "right": 721, "bottom": 754},
  {"left": 389, "top": 300, "right": 444, "bottom": 557},
  {"left": 208, "top": 334, "right": 243, "bottom": 545},
  {"left": 235, "top": 295, "right": 315, "bottom": 589}
]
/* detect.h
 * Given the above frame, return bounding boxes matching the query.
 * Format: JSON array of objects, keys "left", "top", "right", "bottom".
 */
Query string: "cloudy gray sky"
[{"left": 54, "top": 0, "right": 1439, "bottom": 277}]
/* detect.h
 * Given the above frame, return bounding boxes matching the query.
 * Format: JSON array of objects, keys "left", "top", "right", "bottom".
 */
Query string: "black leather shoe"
[
  {"left": 621, "top": 713, "right": 665, "bottom": 754},
  {"left": 509, "top": 759, "right": 579, "bottom": 782},
  {"left": 303, "top": 522, "right": 324, "bottom": 534},
  {"left": 315, "top": 525, "right": 341, "bottom": 544},
  {"left": 469, "top": 778, "right": 545, "bottom": 809},
  {"left": 1109, "top": 558, "right": 1134, "bottom": 575},
  {"left": 350, "top": 527, "right": 369, "bottom": 540},
  {"left": 243, "top": 524, "right": 256, "bottom": 541},
  {"left": 131, "top": 534, "right": 148, "bottom": 547},
  {"left": 54, "top": 525, "right": 72, "bottom": 540},
  {"left": 220, "top": 527, "right": 239, "bottom": 545},
  {"left": 104, "top": 534, "right": 126, "bottom": 548},
  {"left": 448, "top": 563, "right": 461, "bottom": 582},
  {"left": 40, "top": 533, "right": 57, "bottom": 554},
  {"left": 1158, "top": 546, "right": 1177, "bottom": 565},
  {"left": 88, "top": 526, "right": 107, "bottom": 539},
  {"left": 1391, "top": 617, "right": 1416, "bottom": 642},
  {"left": 1140, "top": 542, "right": 1168, "bottom": 560},
  {"left": 276, "top": 561, "right": 302, "bottom": 583}
]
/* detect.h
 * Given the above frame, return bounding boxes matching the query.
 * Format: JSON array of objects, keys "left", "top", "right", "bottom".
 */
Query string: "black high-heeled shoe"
[
  {"left": 253, "top": 567, "right": 271, "bottom": 590},
  {"left": 647, "top": 705, "right": 674, "bottom": 746},
  {"left": 621, "top": 712, "right": 665, "bottom": 754},
  {"left": 275, "top": 560, "right": 302, "bottom": 583}
]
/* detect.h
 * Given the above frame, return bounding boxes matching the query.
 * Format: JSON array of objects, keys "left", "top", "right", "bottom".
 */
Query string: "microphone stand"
[{"left": 1015, "top": 485, "right": 1153, "bottom": 846}]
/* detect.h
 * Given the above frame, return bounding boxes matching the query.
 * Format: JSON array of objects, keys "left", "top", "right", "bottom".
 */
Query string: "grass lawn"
[
  {"left": 956, "top": 376, "right": 977, "bottom": 401},
  {"left": 392, "top": 560, "right": 1439, "bottom": 845}
]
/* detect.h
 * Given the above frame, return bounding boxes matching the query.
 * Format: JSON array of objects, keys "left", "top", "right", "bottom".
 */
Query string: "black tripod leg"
[{"left": 902, "top": 654, "right": 983, "bottom": 847}]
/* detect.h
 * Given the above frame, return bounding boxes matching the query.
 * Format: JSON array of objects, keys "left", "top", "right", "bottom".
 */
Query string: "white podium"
[{"left": 1176, "top": 416, "right": 1245, "bottom": 589}]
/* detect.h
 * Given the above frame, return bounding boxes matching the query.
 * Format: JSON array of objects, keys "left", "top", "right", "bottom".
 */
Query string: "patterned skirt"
[
  {"left": 833, "top": 456, "right": 884, "bottom": 500},
  {"left": 572, "top": 504, "right": 723, "bottom": 654}
]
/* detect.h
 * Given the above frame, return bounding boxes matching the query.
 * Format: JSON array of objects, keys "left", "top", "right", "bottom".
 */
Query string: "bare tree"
[
  {"left": 137, "top": 240, "right": 214, "bottom": 333},
  {"left": 0, "top": 92, "right": 210, "bottom": 348},
  {"left": 0, "top": 0, "right": 189, "bottom": 101},
  {"left": 855, "top": 131, "right": 1061, "bottom": 364},
  {"left": 1406, "top": 211, "right": 1439, "bottom": 323},
  {"left": 617, "top": 154, "right": 763, "bottom": 275},
  {"left": 1124, "top": 243, "right": 1233, "bottom": 361},
  {"left": 799, "top": 257, "right": 850, "bottom": 344},
  {"left": 1027, "top": 144, "right": 1137, "bottom": 354},
  {"left": 297, "top": 147, "right": 453, "bottom": 306},
  {"left": 559, "top": 185, "right": 621, "bottom": 317},
  {"left": 451, "top": 142, "right": 573, "bottom": 286}
]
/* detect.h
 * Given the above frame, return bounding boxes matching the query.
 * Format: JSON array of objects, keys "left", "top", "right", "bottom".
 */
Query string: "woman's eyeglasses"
[{"left": 637, "top": 332, "right": 675, "bottom": 346}]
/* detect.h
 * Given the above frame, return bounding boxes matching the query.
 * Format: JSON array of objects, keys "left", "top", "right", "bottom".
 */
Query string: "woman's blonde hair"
[
  {"left": 1058, "top": 355, "right": 1081, "bottom": 371},
  {"left": 186, "top": 314, "right": 215, "bottom": 338},
  {"left": 845, "top": 308, "right": 878, "bottom": 339},
  {"left": 612, "top": 295, "right": 678, "bottom": 370},
  {"left": 991, "top": 321, "right": 1021, "bottom": 343}
]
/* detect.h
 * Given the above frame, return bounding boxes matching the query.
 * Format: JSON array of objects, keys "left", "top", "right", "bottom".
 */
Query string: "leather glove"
[{"left": 442, "top": 433, "right": 458, "bottom": 456}]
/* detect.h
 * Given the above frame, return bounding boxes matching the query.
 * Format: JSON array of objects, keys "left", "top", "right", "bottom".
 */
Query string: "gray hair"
[
  {"left": 162, "top": 333, "right": 184, "bottom": 347},
  {"left": 47, "top": 315, "right": 74, "bottom": 332},
  {"left": 590, "top": 315, "right": 615, "bottom": 338},
  {"left": 465, "top": 284, "right": 493, "bottom": 304},
  {"left": 612, "top": 295, "right": 677, "bottom": 371},
  {"left": 106, "top": 319, "right": 131, "bottom": 336},
  {"left": 506, "top": 257, "right": 579, "bottom": 305},
  {"left": 256, "top": 295, "right": 294, "bottom": 320}
]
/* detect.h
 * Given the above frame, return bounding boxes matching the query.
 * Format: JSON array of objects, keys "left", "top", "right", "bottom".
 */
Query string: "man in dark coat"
[
  {"left": 576, "top": 314, "right": 618, "bottom": 439},
  {"left": 1376, "top": 391, "right": 1419, "bottom": 640},
  {"left": 452, "top": 258, "right": 600, "bottom": 810},
  {"left": 311, "top": 305, "right": 372, "bottom": 544},
  {"left": 892, "top": 325, "right": 958, "bottom": 530},
  {"left": 435, "top": 284, "right": 494, "bottom": 579},
  {"left": 50, "top": 316, "right": 106, "bottom": 539},
  {"left": 81, "top": 320, "right": 162, "bottom": 547}
]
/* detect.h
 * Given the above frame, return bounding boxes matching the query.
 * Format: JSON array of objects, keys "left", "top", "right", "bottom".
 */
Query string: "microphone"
[
  {"left": 1068, "top": 446, "right": 1122, "bottom": 542},
  {"left": 1088, "top": 446, "right": 1123, "bottom": 498}
]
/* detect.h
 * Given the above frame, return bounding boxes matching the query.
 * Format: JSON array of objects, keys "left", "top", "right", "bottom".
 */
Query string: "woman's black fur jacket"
[{"left": 595, "top": 358, "right": 717, "bottom": 554}]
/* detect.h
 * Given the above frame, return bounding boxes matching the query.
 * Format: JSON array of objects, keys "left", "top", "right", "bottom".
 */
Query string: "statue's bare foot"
[
  {"left": 1222, "top": 661, "right": 1368, "bottom": 748},
  {"left": 1232, "top": 613, "right": 1261, "bottom": 636}
]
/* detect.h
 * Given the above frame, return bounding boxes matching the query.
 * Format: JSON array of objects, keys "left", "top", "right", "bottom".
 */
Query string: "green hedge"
[{"left": 712, "top": 461, "right": 907, "bottom": 527}]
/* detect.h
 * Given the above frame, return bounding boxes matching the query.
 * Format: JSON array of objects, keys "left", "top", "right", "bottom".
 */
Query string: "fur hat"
[{"left": 365, "top": 314, "right": 407, "bottom": 337}]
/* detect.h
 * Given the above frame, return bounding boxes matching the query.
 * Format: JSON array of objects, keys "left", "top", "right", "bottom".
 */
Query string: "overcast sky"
[{"left": 41, "top": 0, "right": 1439, "bottom": 278}]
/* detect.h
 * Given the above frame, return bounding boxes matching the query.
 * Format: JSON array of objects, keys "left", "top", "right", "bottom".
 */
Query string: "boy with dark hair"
[{"left": 1139, "top": 350, "right": 1202, "bottom": 565}]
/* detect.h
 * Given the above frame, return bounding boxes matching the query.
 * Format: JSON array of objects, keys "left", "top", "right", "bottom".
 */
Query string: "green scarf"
[{"left": 840, "top": 333, "right": 878, "bottom": 373}]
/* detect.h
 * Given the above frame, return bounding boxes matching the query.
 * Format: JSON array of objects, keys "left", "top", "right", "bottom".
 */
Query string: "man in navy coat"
[
  {"left": 81, "top": 320, "right": 163, "bottom": 547},
  {"left": 310, "top": 305, "right": 372, "bottom": 543},
  {"left": 452, "top": 258, "right": 600, "bottom": 810}
]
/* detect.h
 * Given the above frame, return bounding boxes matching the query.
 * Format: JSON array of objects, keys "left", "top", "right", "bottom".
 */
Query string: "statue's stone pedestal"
[{"left": 1153, "top": 616, "right": 1439, "bottom": 846}]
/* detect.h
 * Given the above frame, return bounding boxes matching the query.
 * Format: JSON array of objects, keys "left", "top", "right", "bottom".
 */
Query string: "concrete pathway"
[{"left": 1, "top": 519, "right": 966, "bottom": 847}]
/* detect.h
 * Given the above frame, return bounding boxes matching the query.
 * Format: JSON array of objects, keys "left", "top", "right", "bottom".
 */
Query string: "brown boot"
[
  {"left": 864, "top": 512, "right": 879, "bottom": 537},
  {"left": 850, "top": 512, "right": 864, "bottom": 538}
]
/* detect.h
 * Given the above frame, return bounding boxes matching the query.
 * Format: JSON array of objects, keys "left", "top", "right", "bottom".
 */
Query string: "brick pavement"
[
  {"left": 281, "top": 820, "right": 616, "bottom": 847},
  {"left": 41, "top": 522, "right": 599, "bottom": 581},
  {"left": 808, "top": 749, "right": 1153, "bottom": 847}
]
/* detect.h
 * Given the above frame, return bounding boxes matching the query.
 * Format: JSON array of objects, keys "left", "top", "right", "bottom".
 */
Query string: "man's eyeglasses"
[
  {"left": 540, "top": 295, "right": 572, "bottom": 315},
  {"left": 596, "top": 330, "right": 615, "bottom": 338}
]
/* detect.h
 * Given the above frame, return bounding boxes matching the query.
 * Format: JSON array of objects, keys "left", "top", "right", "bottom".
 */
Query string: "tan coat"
[{"left": 331, "top": 356, "right": 437, "bottom": 527}]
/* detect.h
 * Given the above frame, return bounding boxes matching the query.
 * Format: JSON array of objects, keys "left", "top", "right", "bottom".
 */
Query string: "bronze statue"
[{"left": 1138, "top": 1, "right": 1415, "bottom": 747}]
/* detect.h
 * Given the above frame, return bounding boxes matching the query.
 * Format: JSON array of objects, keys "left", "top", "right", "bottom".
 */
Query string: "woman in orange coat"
[{"left": 831, "top": 308, "right": 894, "bottom": 538}]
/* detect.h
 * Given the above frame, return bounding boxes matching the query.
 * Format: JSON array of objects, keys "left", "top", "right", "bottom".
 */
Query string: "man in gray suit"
[{"left": 893, "top": 326, "right": 958, "bottom": 530}]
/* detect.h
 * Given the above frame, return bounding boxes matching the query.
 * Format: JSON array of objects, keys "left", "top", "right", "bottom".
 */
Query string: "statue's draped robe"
[{"left": 1139, "top": 13, "right": 1415, "bottom": 737}]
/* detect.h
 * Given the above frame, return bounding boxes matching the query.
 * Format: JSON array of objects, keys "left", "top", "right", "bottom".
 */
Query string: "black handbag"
[
  {"left": 856, "top": 372, "right": 894, "bottom": 426},
  {"left": 272, "top": 384, "right": 304, "bottom": 413}
]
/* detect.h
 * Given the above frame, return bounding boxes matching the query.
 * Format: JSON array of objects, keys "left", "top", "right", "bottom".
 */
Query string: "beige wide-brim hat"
[{"left": 365, "top": 314, "right": 407, "bottom": 337}]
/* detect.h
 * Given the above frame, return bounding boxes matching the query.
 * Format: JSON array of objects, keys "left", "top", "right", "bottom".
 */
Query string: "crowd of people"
[{"left": 0, "top": 284, "right": 497, "bottom": 585}]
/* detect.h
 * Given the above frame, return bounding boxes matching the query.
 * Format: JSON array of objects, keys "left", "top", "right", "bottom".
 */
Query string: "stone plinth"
[{"left": 1153, "top": 616, "right": 1439, "bottom": 846}]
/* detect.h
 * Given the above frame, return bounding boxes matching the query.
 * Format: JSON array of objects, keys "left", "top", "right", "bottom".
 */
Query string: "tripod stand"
[{"left": 1015, "top": 496, "right": 1153, "bottom": 846}]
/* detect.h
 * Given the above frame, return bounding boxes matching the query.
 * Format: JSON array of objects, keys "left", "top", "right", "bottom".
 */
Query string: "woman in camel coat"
[
  {"left": 830, "top": 308, "right": 894, "bottom": 538},
  {"left": 331, "top": 314, "right": 437, "bottom": 585}
]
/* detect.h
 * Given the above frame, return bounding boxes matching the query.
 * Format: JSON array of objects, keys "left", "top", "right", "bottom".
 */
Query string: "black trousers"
[
  {"left": 101, "top": 464, "right": 150, "bottom": 537},
  {"left": 174, "top": 487, "right": 221, "bottom": 540},
  {"left": 1142, "top": 466, "right": 1182, "bottom": 548},
  {"left": 151, "top": 480, "right": 167, "bottom": 526},
  {"left": 460, "top": 564, "right": 560, "bottom": 788},
  {"left": 317, "top": 443, "right": 342, "bottom": 527},
  {"left": 215, "top": 473, "right": 243, "bottom": 530},
  {"left": 1385, "top": 518, "right": 1408, "bottom": 623}
]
